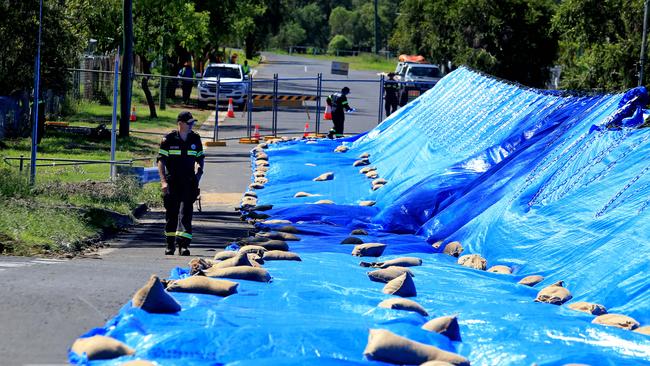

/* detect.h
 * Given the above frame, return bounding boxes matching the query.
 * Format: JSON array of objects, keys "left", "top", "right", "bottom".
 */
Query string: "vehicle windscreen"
[
  {"left": 203, "top": 67, "right": 241, "bottom": 79},
  {"left": 408, "top": 67, "right": 441, "bottom": 78}
]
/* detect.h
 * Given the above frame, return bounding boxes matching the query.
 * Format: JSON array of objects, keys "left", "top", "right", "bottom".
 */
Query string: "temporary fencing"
[{"left": 69, "top": 66, "right": 650, "bottom": 365}]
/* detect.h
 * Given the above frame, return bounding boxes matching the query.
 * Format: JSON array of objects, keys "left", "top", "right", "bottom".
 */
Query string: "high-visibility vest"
[{"left": 242, "top": 64, "right": 250, "bottom": 75}]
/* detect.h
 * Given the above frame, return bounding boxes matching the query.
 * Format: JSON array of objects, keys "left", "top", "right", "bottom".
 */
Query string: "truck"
[
  {"left": 197, "top": 63, "right": 248, "bottom": 110},
  {"left": 393, "top": 55, "right": 443, "bottom": 106}
]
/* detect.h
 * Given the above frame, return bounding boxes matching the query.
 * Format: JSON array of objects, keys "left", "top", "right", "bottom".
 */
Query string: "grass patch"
[{"left": 271, "top": 50, "right": 396, "bottom": 73}]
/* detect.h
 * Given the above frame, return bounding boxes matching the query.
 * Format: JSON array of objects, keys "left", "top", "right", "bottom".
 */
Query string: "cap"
[
  {"left": 177, "top": 111, "right": 197, "bottom": 124},
  {"left": 387, "top": 72, "right": 395, "bottom": 77},
  {"left": 342, "top": 87, "right": 350, "bottom": 94}
]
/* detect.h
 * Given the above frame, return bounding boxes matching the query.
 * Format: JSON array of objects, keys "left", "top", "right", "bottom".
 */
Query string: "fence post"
[
  {"left": 213, "top": 75, "right": 220, "bottom": 142},
  {"left": 315, "top": 73, "right": 322, "bottom": 135},
  {"left": 272, "top": 73, "right": 278, "bottom": 137},
  {"left": 378, "top": 73, "right": 385, "bottom": 124},
  {"left": 110, "top": 49, "right": 120, "bottom": 180},
  {"left": 19, "top": 155, "right": 24, "bottom": 173},
  {"left": 159, "top": 76, "right": 166, "bottom": 110},
  {"left": 247, "top": 76, "right": 253, "bottom": 138}
]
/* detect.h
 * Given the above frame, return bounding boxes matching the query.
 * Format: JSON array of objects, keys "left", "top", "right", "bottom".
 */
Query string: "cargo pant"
[{"left": 164, "top": 176, "right": 198, "bottom": 251}]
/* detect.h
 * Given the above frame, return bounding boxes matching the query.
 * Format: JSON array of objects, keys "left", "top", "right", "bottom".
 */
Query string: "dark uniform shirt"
[
  {"left": 158, "top": 130, "right": 204, "bottom": 180},
  {"left": 327, "top": 93, "right": 352, "bottom": 117},
  {"left": 384, "top": 79, "right": 399, "bottom": 102}
]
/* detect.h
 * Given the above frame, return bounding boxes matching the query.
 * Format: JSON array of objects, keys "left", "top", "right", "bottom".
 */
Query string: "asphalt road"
[
  {"left": 0, "top": 52, "right": 387, "bottom": 365},
  {"left": 213, "top": 52, "right": 386, "bottom": 140}
]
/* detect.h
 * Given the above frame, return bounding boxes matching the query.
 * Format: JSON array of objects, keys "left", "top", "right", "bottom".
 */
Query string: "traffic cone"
[
  {"left": 253, "top": 124, "right": 261, "bottom": 140},
  {"left": 227, "top": 98, "right": 235, "bottom": 118},
  {"left": 323, "top": 104, "right": 332, "bottom": 120},
  {"left": 129, "top": 106, "right": 137, "bottom": 122},
  {"left": 303, "top": 122, "right": 310, "bottom": 138}
]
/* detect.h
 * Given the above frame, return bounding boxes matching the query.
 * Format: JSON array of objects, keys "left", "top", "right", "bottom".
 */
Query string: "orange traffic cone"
[
  {"left": 226, "top": 98, "right": 235, "bottom": 118},
  {"left": 129, "top": 106, "right": 137, "bottom": 121},
  {"left": 323, "top": 104, "right": 332, "bottom": 120},
  {"left": 253, "top": 124, "right": 261, "bottom": 140},
  {"left": 303, "top": 122, "right": 310, "bottom": 138}
]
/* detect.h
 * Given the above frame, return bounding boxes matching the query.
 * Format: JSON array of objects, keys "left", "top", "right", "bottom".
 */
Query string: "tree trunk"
[
  {"left": 119, "top": 0, "right": 133, "bottom": 137},
  {"left": 140, "top": 57, "right": 157, "bottom": 118}
]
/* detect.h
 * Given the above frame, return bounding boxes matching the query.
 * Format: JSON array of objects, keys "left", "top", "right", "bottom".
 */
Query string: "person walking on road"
[
  {"left": 326, "top": 87, "right": 355, "bottom": 138},
  {"left": 177, "top": 61, "right": 196, "bottom": 105},
  {"left": 157, "top": 111, "right": 205, "bottom": 256},
  {"left": 242, "top": 60, "right": 250, "bottom": 77},
  {"left": 383, "top": 72, "right": 399, "bottom": 117}
]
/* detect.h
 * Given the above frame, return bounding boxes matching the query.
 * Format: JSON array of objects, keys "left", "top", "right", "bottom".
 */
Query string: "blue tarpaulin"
[{"left": 70, "top": 67, "right": 650, "bottom": 365}]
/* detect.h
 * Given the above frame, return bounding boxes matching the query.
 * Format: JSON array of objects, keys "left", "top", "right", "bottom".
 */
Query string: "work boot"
[
  {"left": 165, "top": 242, "right": 175, "bottom": 255},
  {"left": 179, "top": 245, "right": 190, "bottom": 256}
]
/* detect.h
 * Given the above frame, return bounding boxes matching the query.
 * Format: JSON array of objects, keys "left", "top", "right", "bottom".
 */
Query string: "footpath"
[{"left": 0, "top": 110, "right": 256, "bottom": 365}]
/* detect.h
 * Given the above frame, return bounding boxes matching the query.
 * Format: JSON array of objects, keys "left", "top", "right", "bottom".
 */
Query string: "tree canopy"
[{"left": 1, "top": 0, "right": 648, "bottom": 95}]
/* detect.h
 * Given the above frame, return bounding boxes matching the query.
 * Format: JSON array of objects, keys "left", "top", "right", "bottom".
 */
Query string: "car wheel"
[{"left": 198, "top": 101, "right": 207, "bottom": 110}]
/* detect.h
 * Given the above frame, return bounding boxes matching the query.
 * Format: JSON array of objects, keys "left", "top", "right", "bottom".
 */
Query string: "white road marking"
[{"left": 0, "top": 258, "right": 68, "bottom": 272}]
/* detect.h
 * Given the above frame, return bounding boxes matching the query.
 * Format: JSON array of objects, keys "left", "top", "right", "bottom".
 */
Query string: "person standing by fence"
[
  {"left": 177, "top": 61, "right": 195, "bottom": 105},
  {"left": 383, "top": 72, "right": 399, "bottom": 117},
  {"left": 326, "top": 87, "right": 355, "bottom": 138},
  {"left": 157, "top": 111, "right": 204, "bottom": 256},
  {"left": 242, "top": 60, "right": 250, "bottom": 77}
]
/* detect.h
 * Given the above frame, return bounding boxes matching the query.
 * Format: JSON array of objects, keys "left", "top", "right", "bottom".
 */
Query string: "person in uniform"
[
  {"left": 157, "top": 111, "right": 204, "bottom": 255},
  {"left": 383, "top": 72, "right": 399, "bottom": 117},
  {"left": 326, "top": 87, "right": 355, "bottom": 138}
]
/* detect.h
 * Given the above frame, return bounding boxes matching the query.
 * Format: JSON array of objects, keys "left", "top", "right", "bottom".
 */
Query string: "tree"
[
  {"left": 390, "top": 0, "right": 558, "bottom": 88},
  {"left": 329, "top": 6, "right": 360, "bottom": 45},
  {"left": 552, "top": 0, "right": 645, "bottom": 90},
  {"left": 0, "top": 1, "right": 86, "bottom": 95},
  {"left": 132, "top": 0, "right": 210, "bottom": 117},
  {"left": 270, "top": 21, "right": 307, "bottom": 49},
  {"left": 328, "top": 35, "right": 353, "bottom": 53}
]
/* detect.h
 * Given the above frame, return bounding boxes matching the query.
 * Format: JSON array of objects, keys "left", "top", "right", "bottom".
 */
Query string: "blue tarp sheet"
[{"left": 70, "top": 67, "right": 650, "bottom": 365}]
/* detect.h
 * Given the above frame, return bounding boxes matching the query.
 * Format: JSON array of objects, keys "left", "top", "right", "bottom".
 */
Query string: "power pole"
[
  {"left": 640, "top": 0, "right": 649, "bottom": 86},
  {"left": 30, "top": 0, "right": 44, "bottom": 185},
  {"left": 374, "top": 0, "right": 379, "bottom": 54},
  {"left": 120, "top": 0, "right": 133, "bottom": 137}
]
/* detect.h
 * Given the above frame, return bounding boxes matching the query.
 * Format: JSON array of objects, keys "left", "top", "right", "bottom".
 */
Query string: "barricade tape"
[{"left": 252, "top": 94, "right": 317, "bottom": 101}]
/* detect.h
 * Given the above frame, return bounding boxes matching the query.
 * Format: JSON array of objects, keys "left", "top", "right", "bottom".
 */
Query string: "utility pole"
[
  {"left": 30, "top": 0, "right": 44, "bottom": 185},
  {"left": 640, "top": 0, "right": 649, "bottom": 86},
  {"left": 120, "top": 0, "right": 133, "bottom": 137},
  {"left": 374, "top": 0, "right": 379, "bottom": 55}
]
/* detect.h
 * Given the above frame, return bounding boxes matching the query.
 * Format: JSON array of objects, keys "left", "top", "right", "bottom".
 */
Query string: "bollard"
[{"left": 159, "top": 76, "right": 166, "bottom": 110}]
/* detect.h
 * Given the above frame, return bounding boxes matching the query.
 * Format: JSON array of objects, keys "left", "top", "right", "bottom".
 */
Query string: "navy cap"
[{"left": 177, "top": 111, "right": 197, "bottom": 124}]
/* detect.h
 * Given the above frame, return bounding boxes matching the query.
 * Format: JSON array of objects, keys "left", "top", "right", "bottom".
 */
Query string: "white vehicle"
[
  {"left": 398, "top": 63, "right": 443, "bottom": 105},
  {"left": 198, "top": 63, "right": 248, "bottom": 110}
]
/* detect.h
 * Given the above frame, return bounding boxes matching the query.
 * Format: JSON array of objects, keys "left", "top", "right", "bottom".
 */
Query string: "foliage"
[
  {"left": 270, "top": 22, "right": 308, "bottom": 49},
  {"left": 0, "top": 0, "right": 87, "bottom": 95},
  {"left": 391, "top": 0, "right": 558, "bottom": 88},
  {"left": 551, "top": 0, "right": 645, "bottom": 90},
  {"left": 328, "top": 35, "right": 354, "bottom": 53}
]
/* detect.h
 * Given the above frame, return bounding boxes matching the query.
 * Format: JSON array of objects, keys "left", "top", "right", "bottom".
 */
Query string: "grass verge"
[{"left": 270, "top": 50, "right": 396, "bottom": 73}]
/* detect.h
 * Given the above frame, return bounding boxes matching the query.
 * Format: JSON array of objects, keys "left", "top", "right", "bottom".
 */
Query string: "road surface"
[{"left": 0, "top": 52, "right": 388, "bottom": 365}]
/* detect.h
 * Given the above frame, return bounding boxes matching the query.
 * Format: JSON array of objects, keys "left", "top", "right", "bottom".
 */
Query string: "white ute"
[{"left": 198, "top": 63, "right": 248, "bottom": 110}]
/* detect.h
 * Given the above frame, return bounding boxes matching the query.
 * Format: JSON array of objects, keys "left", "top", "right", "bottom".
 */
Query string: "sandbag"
[
  {"left": 567, "top": 302, "right": 607, "bottom": 316},
  {"left": 363, "top": 329, "right": 470, "bottom": 365},
  {"left": 131, "top": 275, "right": 181, "bottom": 313},
  {"left": 592, "top": 314, "right": 639, "bottom": 330},
  {"left": 367, "top": 266, "right": 414, "bottom": 283},
  {"left": 341, "top": 236, "right": 364, "bottom": 244},
  {"left": 518, "top": 275, "right": 544, "bottom": 287},
  {"left": 422, "top": 315, "right": 462, "bottom": 341},
  {"left": 71, "top": 335, "right": 135, "bottom": 361},
  {"left": 167, "top": 276, "right": 238, "bottom": 297},
  {"left": 263, "top": 250, "right": 302, "bottom": 261},
  {"left": 378, "top": 298, "right": 428, "bottom": 316},
  {"left": 535, "top": 281, "right": 572, "bottom": 305},
  {"left": 382, "top": 272, "right": 417, "bottom": 297},
  {"left": 214, "top": 251, "right": 238, "bottom": 261},
  {"left": 442, "top": 241, "right": 464, "bottom": 257},
  {"left": 352, "top": 243, "right": 387, "bottom": 257},
  {"left": 457, "top": 254, "right": 487, "bottom": 270},
  {"left": 313, "top": 172, "right": 334, "bottom": 181},
  {"left": 204, "top": 266, "right": 272, "bottom": 282}
]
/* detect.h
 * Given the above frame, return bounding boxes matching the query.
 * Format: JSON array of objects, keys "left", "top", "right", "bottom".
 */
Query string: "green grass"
[
  {"left": 271, "top": 50, "right": 396, "bottom": 73},
  {"left": 63, "top": 101, "right": 211, "bottom": 132},
  {"left": 0, "top": 166, "right": 162, "bottom": 255}
]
